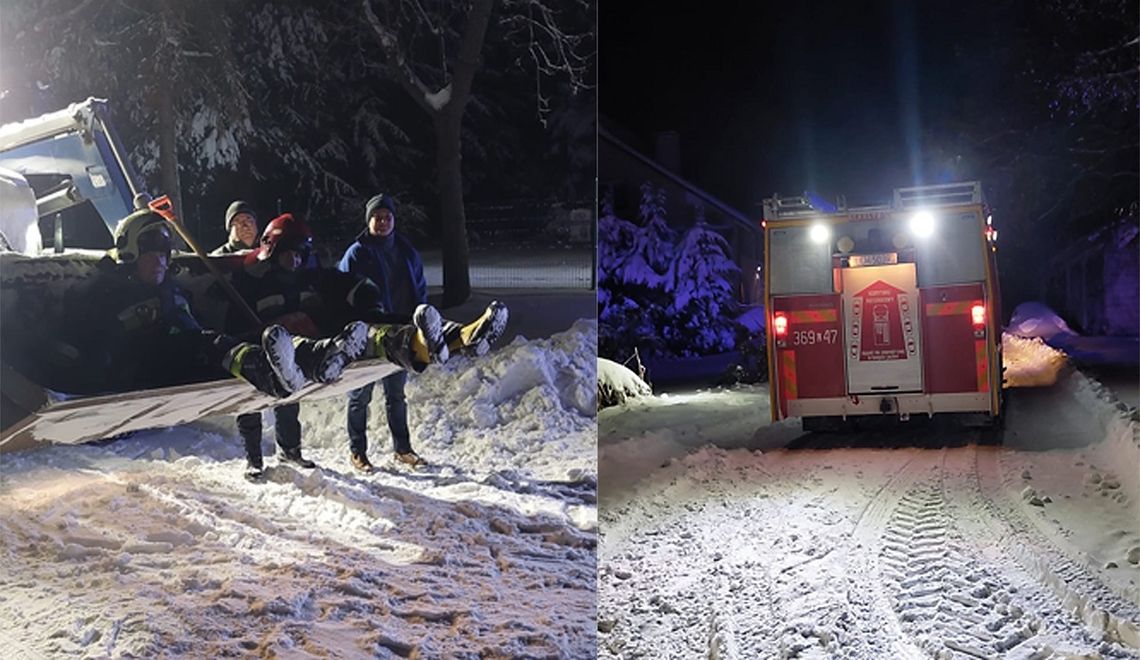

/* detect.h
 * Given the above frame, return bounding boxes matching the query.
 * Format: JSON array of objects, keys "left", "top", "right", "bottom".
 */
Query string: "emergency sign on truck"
[{"left": 762, "top": 181, "right": 1003, "bottom": 430}]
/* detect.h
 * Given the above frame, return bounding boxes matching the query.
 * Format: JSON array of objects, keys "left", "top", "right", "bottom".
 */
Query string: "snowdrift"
[
  {"left": 1008, "top": 301, "right": 1078, "bottom": 340},
  {"left": 597, "top": 357, "right": 651, "bottom": 409}
]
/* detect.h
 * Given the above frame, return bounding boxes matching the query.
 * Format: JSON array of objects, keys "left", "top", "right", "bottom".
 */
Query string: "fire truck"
[{"left": 762, "top": 182, "right": 1002, "bottom": 430}]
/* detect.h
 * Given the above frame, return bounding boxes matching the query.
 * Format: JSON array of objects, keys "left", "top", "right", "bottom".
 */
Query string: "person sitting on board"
[
  {"left": 55, "top": 209, "right": 349, "bottom": 399},
  {"left": 225, "top": 212, "right": 507, "bottom": 479}
]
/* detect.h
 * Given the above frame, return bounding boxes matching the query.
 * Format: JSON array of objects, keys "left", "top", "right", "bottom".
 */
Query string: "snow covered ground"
[
  {"left": 0, "top": 320, "right": 598, "bottom": 658},
  {"left": 599, "top": 335, "right": 1140, "bottom": 658}
]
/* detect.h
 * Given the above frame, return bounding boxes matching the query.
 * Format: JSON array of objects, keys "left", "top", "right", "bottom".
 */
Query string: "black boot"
[
  {"left": 294, "top": 321, "right": 368, "bottom": 384},
  {"left": 279, "top": 446, "right": 316, "bottom": 469},
  {"left": 225, "top": 344, "right": 292, "bottom": 398},
  {"left": 244, "top": 456, "right": 266, "bottom": 482},
  {"left": 262, "top": 325, "right": 307, "bottom": 393}
]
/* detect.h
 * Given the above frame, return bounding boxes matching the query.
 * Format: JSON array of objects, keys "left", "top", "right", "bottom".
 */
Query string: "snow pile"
[
  {"left": 1002, "top": 332, "right": 1069, "bottom": 387},
  {"left": 1008, "top": 301, "right": 1078, "bottom": 340},
  {"left": 1071, "top": 368, "right": 1140, "bottom": 455},
  {"left": 299, "top": 319, "right": 598, "bottom": 483},
  {"left": 597, "top": 357, "right": 651, "bottom": 409},
  {"left": 0, "top": 323, "right": 597, "bottom": 657},
  {"left": 735, "top": 305, "right": 765, "bottom": 334}
]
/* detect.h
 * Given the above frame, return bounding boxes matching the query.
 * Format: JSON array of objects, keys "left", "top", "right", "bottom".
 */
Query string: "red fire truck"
[{"left": 762, "top": 182, "right": 1002, "bottom": 430}]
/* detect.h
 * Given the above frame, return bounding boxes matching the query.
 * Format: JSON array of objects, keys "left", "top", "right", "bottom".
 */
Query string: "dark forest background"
[{"left": 1, "top": 0, "right": 594, "bottom": 303}]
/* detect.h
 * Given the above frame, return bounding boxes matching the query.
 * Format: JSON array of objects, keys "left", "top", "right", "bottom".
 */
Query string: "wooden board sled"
[{"left": 0, "top": 250, "right": 401, "bottom": 450}]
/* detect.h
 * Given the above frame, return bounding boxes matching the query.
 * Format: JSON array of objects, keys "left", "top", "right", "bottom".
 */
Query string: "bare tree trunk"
[
  {"left": 156, "top": 79, "right": 183, "bottom": 220},
  {"left": 435, "top": 110, "right": 471, "bottom": 306},
  {"left": 362, "top": 0, "right": 494, "bottom": 306}
]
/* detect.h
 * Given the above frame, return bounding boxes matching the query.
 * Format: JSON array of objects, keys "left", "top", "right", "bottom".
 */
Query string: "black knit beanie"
[
  {"left": 225, "top": 200, "right": 257, "bottom": 230},
  {"left": 364, "top": 194, "right": 397, "bottom": 224}
]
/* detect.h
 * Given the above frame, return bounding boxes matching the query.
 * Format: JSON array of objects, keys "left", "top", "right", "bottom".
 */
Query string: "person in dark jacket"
[
  {"left": 56, "top": 209, "right": 304, "bottom": 399},
  {"left": 227, "top": 213, "right": 480, "bottom": 481},
  {"left": 338, "top": 194, "right": 508, "bottom": 473},
  {"left": 226, "top": 213, "right": 372, "bottom": 480},
  {"left": 210, "top": 200, "right": 259, "bottom": 255}
]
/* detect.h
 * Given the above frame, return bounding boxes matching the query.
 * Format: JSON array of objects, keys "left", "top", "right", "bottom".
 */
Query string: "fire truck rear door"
[{"left": 841, "top": 263, "right": 924, "bottom": 394}]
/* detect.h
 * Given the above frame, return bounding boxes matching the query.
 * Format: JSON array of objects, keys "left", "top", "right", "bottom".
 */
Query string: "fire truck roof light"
[
  {"left": 809, "top": 223, "right": 830, "bottom": 244},
  {"left": 909, "top": 210, "right": 936, "bottom": 238}
]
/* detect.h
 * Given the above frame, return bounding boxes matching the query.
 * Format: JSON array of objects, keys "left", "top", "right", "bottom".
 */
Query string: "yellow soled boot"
[{"left": 446, "top": 301, "right": 509, "bottom": 357}]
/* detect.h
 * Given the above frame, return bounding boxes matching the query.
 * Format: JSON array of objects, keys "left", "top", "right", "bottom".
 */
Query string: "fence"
[
  {"left": 422, "top": 246, "right": 594, "bottom": 289},
  {"left": 419, "top": 200, "right": 595, "bottom": 289}
]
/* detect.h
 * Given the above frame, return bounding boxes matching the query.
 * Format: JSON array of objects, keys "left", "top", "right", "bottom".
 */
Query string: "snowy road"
[
  {"left": 0, "top": 321, "right": 598, "bottom": 657},
  {"left": 599, "top": 340, "right": 1140, "bottom": 658}
]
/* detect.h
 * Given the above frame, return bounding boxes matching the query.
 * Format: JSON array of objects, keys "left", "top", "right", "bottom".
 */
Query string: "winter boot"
[
  {"left": 293, "top": 321, "right": 368, "bottom": 384},
  {"left": 224, "top": 343, "right": 293, "bottom": 398},
  {"left": 394, "top": 450, "right": 426, "bottom": 469},
  {"left": 350, "top": 452, "right": 375, "bottom": 475},
  {"left": 444, "top": 300, "right": 509, "bottom": 357},
  {"left": 262, "top": 325, "right": 307, "bottom": 393},
  {"left": 279, "top": 446, "right": 316, "bottom": 469},
  {"left": 244, "top": 456, "right": 267, "bottom": 483},
  {"left": 412, "top": 304, "right": 448, "bottom": 365}
]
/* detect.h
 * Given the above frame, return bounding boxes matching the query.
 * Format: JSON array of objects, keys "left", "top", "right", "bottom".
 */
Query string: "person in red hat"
[{"left": 226, "top": 212, "right": 496, "bottom": 481}]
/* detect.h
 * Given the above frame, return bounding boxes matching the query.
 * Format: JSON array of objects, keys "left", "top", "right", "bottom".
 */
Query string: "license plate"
[{"left": 848, "top": 252, "right": 898, "bottom": 267}]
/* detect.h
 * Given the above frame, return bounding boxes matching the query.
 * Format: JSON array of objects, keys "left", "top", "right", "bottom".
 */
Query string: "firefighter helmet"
[
  {"left": 111, "top": 210, "right": 173, "bottom": 263},
  {"left": 256, "top": 213, "right": 313, "bottom": 262}
]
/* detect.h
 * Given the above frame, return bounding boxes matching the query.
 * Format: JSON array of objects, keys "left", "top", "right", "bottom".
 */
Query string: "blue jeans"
[{"left": 347, "top": 370, "right": 411, "bottom": 455}]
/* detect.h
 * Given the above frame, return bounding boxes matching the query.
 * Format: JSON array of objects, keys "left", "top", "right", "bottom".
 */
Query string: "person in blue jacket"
[{"left": 338, "top": 193, "right": 507, "bottom": 473}]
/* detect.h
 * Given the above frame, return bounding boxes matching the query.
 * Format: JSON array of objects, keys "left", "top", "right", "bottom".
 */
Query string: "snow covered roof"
[{"left": 599, "top": 125, "right": 755, "bottom": 232}]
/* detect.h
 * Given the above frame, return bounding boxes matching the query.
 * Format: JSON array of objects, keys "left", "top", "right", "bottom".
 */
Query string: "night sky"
[{"left": 602, "top": 2, "right": 981, "bottom": 213}]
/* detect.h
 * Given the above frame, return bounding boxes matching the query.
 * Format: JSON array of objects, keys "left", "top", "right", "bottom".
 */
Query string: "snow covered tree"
[
  {"left": 3, "top": 0, "right": 255, "bottom": 220},
  {"left": 358, "top": 0, "right": 594, "bottom": 306},
  {"left": 1, "top": 1, "right": 433, "bottom": 245},
  {"left": 598, "top": 184, "right": 744, "bottom": 360},
  {"left": 622, "top": 182, "right": 674, "bottom": 290},
  {"left": 667, "top": 221, "right": 740, "bottom": 356},
  {"left": 597, "top": 188, "right": 646, "bottom": 360}
]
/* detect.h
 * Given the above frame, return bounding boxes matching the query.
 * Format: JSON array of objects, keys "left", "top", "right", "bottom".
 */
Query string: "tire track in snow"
[
  {"left": 845, "top": 450, "right": 930, "bottom": 660},
  {"left": 879, "top": 469, "right": 1043, "bottom": 659},
  {"left": 969, "top": 446, "right": 1140, "bottom": 652}
]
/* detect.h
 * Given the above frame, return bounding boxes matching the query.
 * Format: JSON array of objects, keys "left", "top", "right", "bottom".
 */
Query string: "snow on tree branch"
[
  {"left": 361, "top": 0, "right": 445, "bottom": 115},
  {"left": 499, "top": 0, "right": 593, "bottom": 126}
]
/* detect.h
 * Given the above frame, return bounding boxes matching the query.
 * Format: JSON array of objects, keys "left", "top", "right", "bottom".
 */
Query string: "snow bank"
[
  {"left": 597, "top": 357, "right": 651, "bottom": 409},
  {"left": 1008, "top": 301, "right": 1078, "bottom": 340},
  {"left": 298, "top": 319, "right": 598, "bottom": 483},
  {"left": 1002, "top": 332, "right": 1069, "bottom": 387}
]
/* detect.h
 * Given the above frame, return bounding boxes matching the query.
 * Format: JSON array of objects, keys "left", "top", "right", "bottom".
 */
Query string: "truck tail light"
[
  {"left": 773, "top": 312, "right": 788, "bottom": 337},
  {"left": 971, "top": 303, "right": 985, "bottom": 331}
]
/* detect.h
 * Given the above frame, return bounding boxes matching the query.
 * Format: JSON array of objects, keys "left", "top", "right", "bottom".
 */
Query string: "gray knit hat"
[
  {"left": 224, "top": 200, "right": 257, "bottom": 230},
  {"left": 364, "top": 194, "right": 397, "bottom": 224}
]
